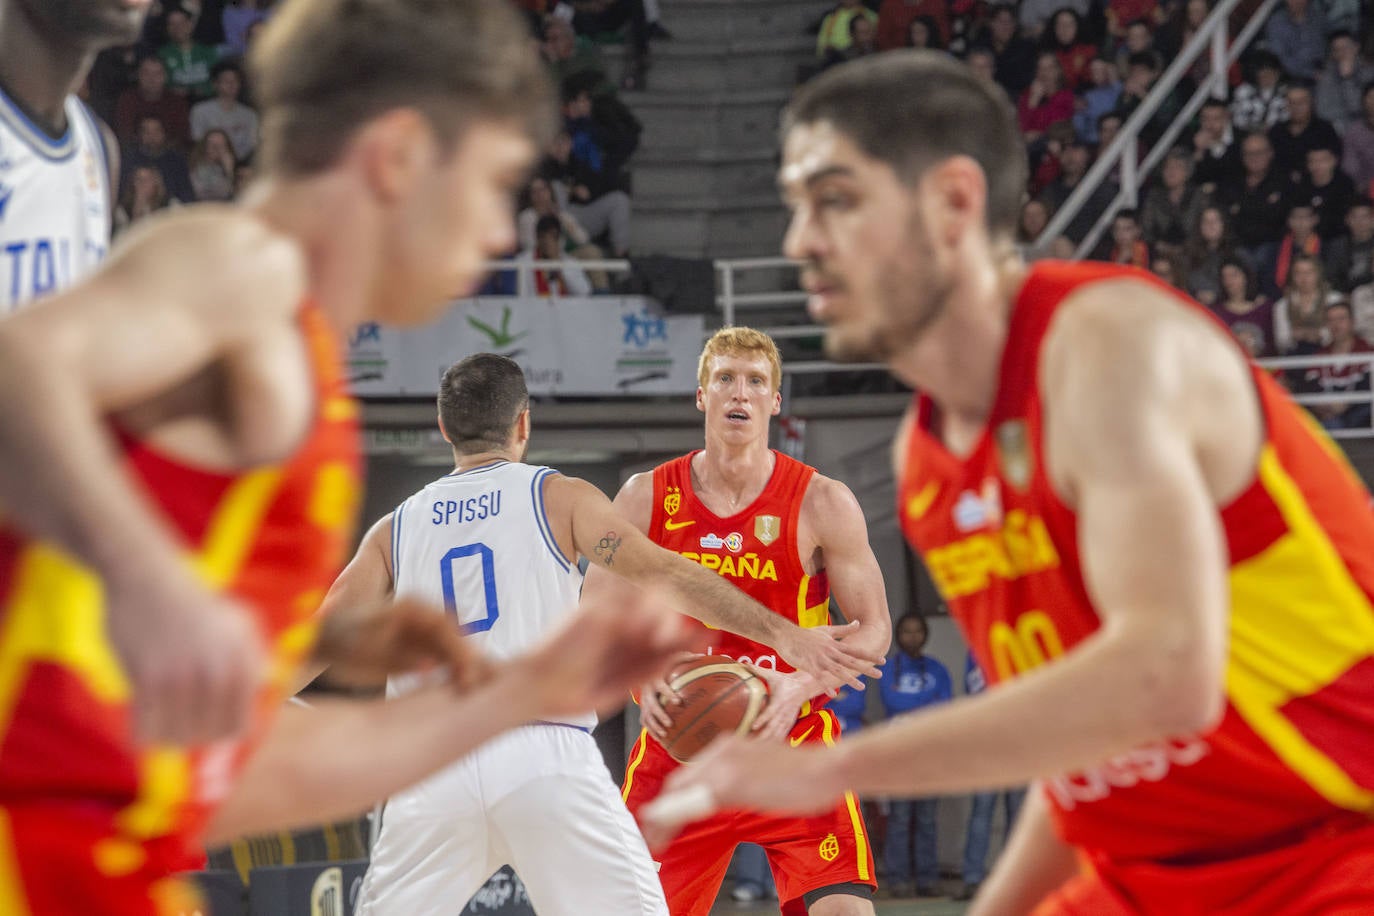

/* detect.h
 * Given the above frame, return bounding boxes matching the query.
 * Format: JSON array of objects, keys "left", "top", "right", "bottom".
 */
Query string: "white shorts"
[{"left": 358, "top": 722, "right": 667, "bottom": 916}]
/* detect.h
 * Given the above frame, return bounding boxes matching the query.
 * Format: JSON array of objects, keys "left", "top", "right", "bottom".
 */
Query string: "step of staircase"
[
  {"left": 628, "top": 89, "right": 791, "bottom": 155},
  {"left": 614, "top": 36, "right": 813, "bottom": 94},
  {"left": 632, "top": 146, "right": 778, "bottom": 199},
  {"left": 657, "top": 0, "right": 820, "bottom": 44},
  {"left": 630, "top": 193, "right": 788, "bottom": 258}
]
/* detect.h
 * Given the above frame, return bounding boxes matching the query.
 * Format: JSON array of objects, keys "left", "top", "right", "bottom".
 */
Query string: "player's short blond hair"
[{"left": 697, "top": 327, "right": 783, "bottom": 390}]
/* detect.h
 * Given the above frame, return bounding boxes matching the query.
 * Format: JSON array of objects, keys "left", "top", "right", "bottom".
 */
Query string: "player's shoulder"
[{"left": 799, "top": 470, "right": 863, "bottom": 525}]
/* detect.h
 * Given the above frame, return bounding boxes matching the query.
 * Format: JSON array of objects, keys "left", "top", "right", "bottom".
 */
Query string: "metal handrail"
[{"left": 1031, "top": 0, "right": 1281, "bottom": 257}]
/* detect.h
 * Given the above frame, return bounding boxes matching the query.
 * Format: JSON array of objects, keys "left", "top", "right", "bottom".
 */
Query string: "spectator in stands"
[
  {"left": 1271, "top": 83, "right": 1343, "bottom": 182},
  {"left": 1044, "top": 9, "right": 1096, "bottom": 89},
  {"left": 1107, "top": 209, "right": 1151, "bottom": 267},
  {"left": 1348, "top": 250, "right": 1374, "bottom": 340},
  {"left": 1277, "top": 203, "right": 1324, "bottom": 288},
  {"left": 1315, "top": 31, "right": 1373, "bottom": 131},
  {"left": 1212, "top": 258, "right": 1276, "bottom": 357},
  {"left": 1019, "top": 0, "right": 1089, "bottom": 41},
  {"left": 1275, "top": 252, "right": 1341, "bottom": 353},
  {"left": 113, "top": 166, "right": 176, "bottom": 237},
  {"left": 1114, "top": 19, "right": 1156, "bottom": 76},
  {"left": 516, "top": 215, "right": 594, "bottom": 297},
  {"left": 1107, "top": 0, "right": 1163, "bottom": 41},
  {"left": 189, "top": 62, "right": 259, "bottom": 161},
  {"left": 1141, "top": 148, "right": 1207, "bottom": 260},
  {"left": 1157, "top": 0, "right": 1211, "bottom": 70},
  {"left": 1219, "top": 131, "right": 1293, "bottom": 291},
  {"left": 1074, "top": 57, "right": 1122, "bottom": 144},
  {"left": 1308, "top": 300, "right": 1374, "bottom": 428},
  {"left": 1018, "top": 198, "right": 1052, "bottom": 246},
  {"left": 1231, "top": 50, "right": 1289, "bottom": 133},
  {"left": 1184, "top": 205, "right": 1246, "bottom": 305},
  {"left": 541, "top": 15, "right": 609, "bottom": 94},
  {"left": 1152, "top": 252, "right": 1185, "bottom": 288},
  {"left": 222, "top": 0, "right": 271, "bottom": 59},
  {"left": 543, "top": 129, "right": 633, "bottom": 258},
  {"left": 880, "top": 613, "right": 951, "bottom": 899},
  {"left": 955, "top": 652, "right": 1026, "bottom": 903},
  {"left": 966, "top": 46, "right": 999, "bottom": 89},
  {"left": 1193, "top": 97, "right": 1241, "bottom": 192},
  {"left": 981, "top": 5, "right": 1038, "bottom": 97},
  {"left": 1018, "top": 53, "right": 1075, "bottom": 146},
  {"left": 1297, "top": 143, "right": 1358, "bottom": 240},
  {"left": 569, "top": 0, "right": 652, "bottom": 90},
  {"left": 159, "top": 6, "right": 218, "bottom": 100},
  {"left": 841, "top": 15, "right": 880, "bottom": 62},
  {"left": 876, "top": 0, "right": 950, "bottom": 50},
  {"left": 114, "top": 55, "right": 191, "bottom": 150},
  {"left": 1326, "top": 197, "right": 1374, "bottom": 290},
  {"left": 1342, "top": 84, "right": 1374, "bottom": 190},
  {"left": 1042, "top": 137, "right": 1119, "bottom": 243},
  {"left": 518, "top": 175, "right": 610, "bottom": 288},
  {"left": 905, "top": 16, "right": 942, "bottom": 51},
  {"left": 1115, "top": 51, "right": 1183, "bottom": 146},
  {"left": 188, "top": 128, "right": 237, "bottom": 202},
  {"left": 816, "top": 0, "right": 879, "bottom": 60},
  {"left": 1264, "top": 0, "right": 1327, "bottom": 81},
  {"left": 123, "top": 115, "right": 195, "bottom": 203}
]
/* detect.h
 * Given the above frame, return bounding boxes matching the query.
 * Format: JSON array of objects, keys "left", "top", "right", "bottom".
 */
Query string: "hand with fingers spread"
[
  {"left": 106, "top": 571, "right": 266, "bottom": 747},
  {"left": 638, "top": 651, "right": 698, "bottom": 741},
  {"left": 312, "top": 597, "right": 493, "bottom": 693},
  {"left": 639, "top": 734, "right": 846, "bottom": 851},
  {"left": 773, "top": 620, "right": 884, "bottom": 696}
]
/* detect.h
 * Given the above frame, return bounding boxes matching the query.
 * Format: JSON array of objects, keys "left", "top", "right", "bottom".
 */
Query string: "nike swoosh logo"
[
  {"left": 905, "top": 482, "right": 939, "bottom": 521},
  {"left": 664, "top": 519, "right": 695, "bottom": 530},
  {"left": 789, "top": 725, "right": 816, "bottom": 748}
]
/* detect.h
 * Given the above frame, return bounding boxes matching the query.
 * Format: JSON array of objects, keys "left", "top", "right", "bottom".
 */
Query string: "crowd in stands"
[
  {"left": 83, "top": 0, "right": 656, "bottom": 297},
  {"left": 807, "top": 0, "right": 1374, "bottom": 428}
]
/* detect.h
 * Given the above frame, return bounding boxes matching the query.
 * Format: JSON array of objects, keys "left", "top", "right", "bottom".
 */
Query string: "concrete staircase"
[{"left": 617, "top": 0, "right": 821, "bottom": 258}]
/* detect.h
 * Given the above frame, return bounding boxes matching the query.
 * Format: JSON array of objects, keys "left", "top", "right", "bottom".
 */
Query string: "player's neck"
[
  {"left": 889, "top": 250, "right": 1024, "bottom": 441},
  {"left": 451, "top": 448, "right": 517, "bottom": 472},
  {"left": 245, "top": 176, "right": 375, "bottom": 333},
  {"left": 0, "top": 8, "right": 91, "bottom": 133},
  {"left": 692, "top": 442, "right": 775, "bottom": 511}
]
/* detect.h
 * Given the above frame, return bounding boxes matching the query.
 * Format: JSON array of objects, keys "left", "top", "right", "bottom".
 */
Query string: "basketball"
[{"left": 659, "top": 656, "right": 770, "bottom": 763}]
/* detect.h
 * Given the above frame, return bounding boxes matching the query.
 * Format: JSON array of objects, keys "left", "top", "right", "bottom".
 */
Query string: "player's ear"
[
  {"left": 517, "top": 408, "right": 531, "bottom": 443},
  {"left": 927, "top": 154, "right": 987, "bottom": 249},
  {"left": 695, "top": 387, "right": 706, "bottom": 412},
  {"left": 436, "top": 412, "right": 452, "bottom": 445},
  {"left": 770, "top": 390, "right": 782, "bottom": 416},
  {"left": 358, "top": 108, "right": 436, "bottom": 205}
]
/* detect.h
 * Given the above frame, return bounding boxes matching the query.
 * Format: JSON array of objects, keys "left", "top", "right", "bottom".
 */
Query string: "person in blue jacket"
[{"left": 880, "top": 613, "right": 952, "bottom": 898}]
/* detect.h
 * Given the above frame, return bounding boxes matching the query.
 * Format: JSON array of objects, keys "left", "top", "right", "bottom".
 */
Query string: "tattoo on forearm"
[{"left": 594, "top": 532, "right": 622, "bottom": 567}]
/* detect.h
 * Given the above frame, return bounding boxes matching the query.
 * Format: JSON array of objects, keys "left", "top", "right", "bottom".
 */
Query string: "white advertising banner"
[{"left": 347, "top": 296, "right": 705, "bottom": 397}]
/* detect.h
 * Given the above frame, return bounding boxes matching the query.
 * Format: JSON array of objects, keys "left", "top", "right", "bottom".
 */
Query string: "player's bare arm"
[
  {"left": 208, "top": 586, "right": 700, "bottom": 843},
  {"left": 642, "top": 280, "right": 1256, "bottom": 841},
  {"left": 966, "top": 787, "right": 1078, "bottom": 916},
  {"left": 572, "top": 471, "right": 883, "bottom": 693},
  {"left": 0, "top": 207, "right": 305, "bottom": 746},
  {"left": 750, "top": 474, "right": 892, "bottom": 741}
]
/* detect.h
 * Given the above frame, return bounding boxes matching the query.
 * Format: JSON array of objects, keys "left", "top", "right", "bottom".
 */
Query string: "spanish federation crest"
[
  {"left": 663, "top": 485, "right": 682, "bottom": 517},
  {"left": 754, "top": 514, "right": 780, "bottom": 546},
  {"left": 995, "top": 419, "right": 1033, "bottom": 491}
]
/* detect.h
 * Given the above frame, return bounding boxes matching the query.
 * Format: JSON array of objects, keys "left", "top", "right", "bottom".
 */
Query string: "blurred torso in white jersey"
[
  {"left": 390, "top": 459, "right": 588, "bottom": 726},
  {"left": 0, "top": 87, "right": 111, "bottom": 314}
]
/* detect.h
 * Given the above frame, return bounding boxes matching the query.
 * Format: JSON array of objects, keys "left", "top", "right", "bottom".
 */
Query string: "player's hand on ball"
[
  {"left": 639, "top": 736, "right": 843, "bottom": 851},
  {"left": 107, "top": 572, "right": 266, "bottom": 747},
  {"left": 746, "top": 668, "right": 810, "bottom": 743},
  {"left": 775, "top": 621, "right": 883, "bottom": 695},
  {"left": 521, "top": 589, "right": 705, "bottom": 719},
  {"left": 639, "top": 652, "right": 696, "bottom": 741},
  {"left": 312, "top": 598, "right": 491, "bottom": 692}
]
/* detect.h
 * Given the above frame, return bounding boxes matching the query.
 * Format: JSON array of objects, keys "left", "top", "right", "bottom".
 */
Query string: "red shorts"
[
  {"left": 1034, "top": 818, "right": 1374, "bottom": 916},
  {"left": 622, "top": 709, "right": 876, "bottom": 916},
  {"left": 0, "top": 804, "right": 202, "bottom": 916}
]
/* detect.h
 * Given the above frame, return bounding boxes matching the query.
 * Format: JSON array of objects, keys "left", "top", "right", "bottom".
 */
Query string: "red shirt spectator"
[
  {"left": 876, "top": 0, "right": 950, "bottom": 49},
  {"left": 114, "top": 56, "right": 190, "bottom": 150},
  {"left": 1107, "top": 0, "right": 1161, "bottom": 38},
  {"left": 1018, "top": 53, "right": 1074, "bottom": 139},
  {"left": 1044, "top": 9, "right": 1095, "bottom": 89}
]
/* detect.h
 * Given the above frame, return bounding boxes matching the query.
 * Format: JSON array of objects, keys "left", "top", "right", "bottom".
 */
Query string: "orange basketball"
[{"left": 660, "top": 655, "right": 770, "bottom": 763}]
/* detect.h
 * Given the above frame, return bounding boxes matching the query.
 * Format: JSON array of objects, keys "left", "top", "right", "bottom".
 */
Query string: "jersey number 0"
[{"left": 439, "top": 543, "right": 501, "bottom": 635}]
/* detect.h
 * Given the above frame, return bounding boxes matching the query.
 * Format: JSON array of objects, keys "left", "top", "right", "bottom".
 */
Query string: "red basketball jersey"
[
  {"left": 0, "top": 303, "right": 361, "bottom": 870},
  {"left": 898, "top": 261, "right": 1374, "bottom": 862}
]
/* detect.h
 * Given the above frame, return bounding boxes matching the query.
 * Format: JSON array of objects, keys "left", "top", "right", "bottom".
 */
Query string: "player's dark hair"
[
  {"left": 438, "top": 354, "right": 530, "bottom": 455},
  {"left": 250, "top": 0, "right": 555, "bottom": 176},
  {"left": 782, "top": 51, "right": 1028, "bottom": 240}
]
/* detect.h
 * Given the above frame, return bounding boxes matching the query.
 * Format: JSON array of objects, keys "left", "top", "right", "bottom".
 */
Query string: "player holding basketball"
[
  {"left": 644, "top": 51, "right": 1374, "bottom": 915},
  {"left": 0, "top": 1, "right": 701, "bottom": 912},
  {"left": 586, "top": 327, "right": 893, "bottom": 916},
  {"left": 309, "top": 353, "right": 876, "bottom": 916}
]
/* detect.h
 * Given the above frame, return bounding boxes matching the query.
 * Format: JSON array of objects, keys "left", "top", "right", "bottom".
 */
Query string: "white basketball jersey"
[
  {"left": 390, "top": 460, "right": 590, "bottom": 727},
  {"left": 0, "top": 88, "right": 111, "bottom": 314}
]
